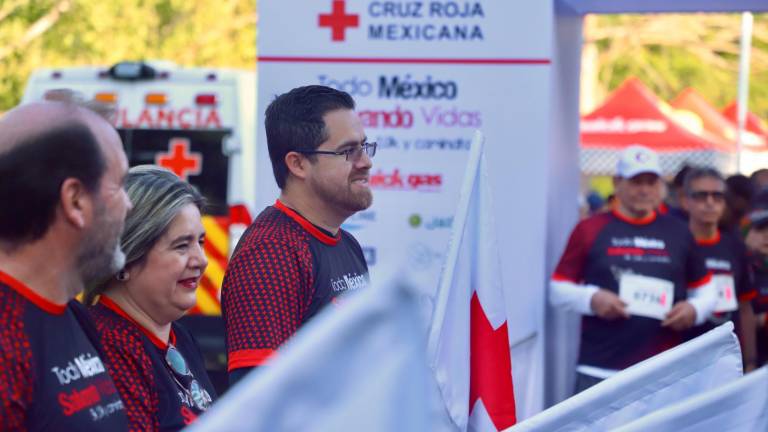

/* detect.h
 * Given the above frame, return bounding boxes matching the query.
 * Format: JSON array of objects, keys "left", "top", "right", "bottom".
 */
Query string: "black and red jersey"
[
  {"left": 88, "top": 297, "right": 216, "bottom": 431},
  {"left": 0, "top": 270, "right": 127, "bottom": 431},
  {"left": 750, "top": 254, "right": 768, "bottom": 314},
  {"left": 222, "top": 200, "right": 369, "bottom": 371},
  {"left": 686, "top": 230, "right": 756, "bottom": 338},
  {"left": 553, "top": 209, "right": 710, "bottom": 370}
]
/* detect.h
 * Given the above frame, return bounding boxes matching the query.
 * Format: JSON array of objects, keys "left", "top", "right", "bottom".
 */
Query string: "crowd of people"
[
  {"left": 558, "top": 145, "right": 768, "bottom": 393},
  {"left": 0, "top": 85, "right": 373, "bottom": 431},
  {"left": 2, "top": 78, "right": 766, "bottom": 429}
]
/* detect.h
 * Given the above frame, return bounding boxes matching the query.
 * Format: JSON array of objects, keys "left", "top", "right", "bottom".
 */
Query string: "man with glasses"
[
  {"left": 681, "top": 167, "right": 758, "bottom": 366},
  {"left": 551, "top": 145, "right": 718, "bottom": 393},
  {"left": 222, "top": 85, "right": 374, "bottom": 385}
]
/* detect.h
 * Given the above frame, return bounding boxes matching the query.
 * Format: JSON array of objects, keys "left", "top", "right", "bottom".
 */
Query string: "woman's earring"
[{"left": 116, "top": 270, "right": 129, "bottom": 282}]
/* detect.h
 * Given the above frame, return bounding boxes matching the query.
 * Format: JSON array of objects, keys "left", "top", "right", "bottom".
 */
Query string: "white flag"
[
  {"left": 427, "top": 131, "right": 517, "bottom": 431},
  {"left": 188, "top": 276, "right": 432, "bottom": 432},
  {"left": 616, "top": 366, "right": 768, "bottom": 432},
  {"left": 509, "top": 322, "right": 743, "bottom": 431}
]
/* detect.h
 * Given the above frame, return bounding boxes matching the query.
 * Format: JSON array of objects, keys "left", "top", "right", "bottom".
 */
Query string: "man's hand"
[
  {"left": 661, "top": 301, "right": 696, "bottom": 331},
  {"left": 590, "top": 289, "right": 629, "bottom": 320}
]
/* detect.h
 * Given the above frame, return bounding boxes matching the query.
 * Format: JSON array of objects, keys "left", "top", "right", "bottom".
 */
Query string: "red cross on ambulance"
[{"left": 156, "top": 138, "right": 202, "bottom": 181}]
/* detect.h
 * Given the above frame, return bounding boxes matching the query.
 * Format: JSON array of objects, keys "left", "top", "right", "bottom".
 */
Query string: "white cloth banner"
[
  {"left": 187, "top": 276, "right": 432, "bottom": 432},
  {"left": 509, "top": 322, "right": 743, "bottom": 432},
  {"left": 615, "top": 366, "right": 768, "bottom": 432},
  {"left": 427, "top": 131, "right": 517, "bottom": 431}
]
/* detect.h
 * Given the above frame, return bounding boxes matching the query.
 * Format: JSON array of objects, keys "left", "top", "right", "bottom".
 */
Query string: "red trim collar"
[
  {"left": 0, "top": 269, "right": 66, "bottom": 315},
  {"left": 274, "top": 200, "right": 340, "bottom": 246},
  {"left": 695, "top": 230, "right": 721, "bottom": 246},
  {"left": 612, "top": 208, "right": 657, "bottom": 225},
  {"left": 99, "top": 296, "right": 176, "bottom": 349}
]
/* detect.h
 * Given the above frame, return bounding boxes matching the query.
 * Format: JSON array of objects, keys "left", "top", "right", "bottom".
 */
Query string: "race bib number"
[
  {"left": 713, "top": 274, "right": 738, "bottom": 313},
  {"left": 619, "top": 273, "right": 674, "bottom": 320}
]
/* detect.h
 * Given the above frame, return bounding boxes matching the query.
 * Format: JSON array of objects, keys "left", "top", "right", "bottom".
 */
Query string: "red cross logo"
[
  {"left": 318, "top": 0, "right": 359, "bottom": 42},
  {"left": 156, "top": 138, "right": 202, "bottom": 181}
]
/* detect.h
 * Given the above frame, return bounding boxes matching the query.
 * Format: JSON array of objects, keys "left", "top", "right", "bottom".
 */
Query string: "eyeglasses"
[
  {"left": 165, "top": 344, "right": 212, "bottom": 411},
  {"left": 689, "top": 190, "right": 726, "bottom": 202},
  {"left": 297, "top": 142, "right": 377, "bottom": 162}
]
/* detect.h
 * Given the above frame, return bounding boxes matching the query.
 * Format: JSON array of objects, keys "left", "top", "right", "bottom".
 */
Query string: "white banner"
[
  {"left": 257, "top": 0, "right": 555, "bottom": 417},
  {"left": 509, "top": 322, "right": 743, "bottom": 432},
  {"left": 616, "top": 367, "right": 768, "bottom": 432},
  {"left": 188, "top": 275, "right": 432, "bottom": 431}
]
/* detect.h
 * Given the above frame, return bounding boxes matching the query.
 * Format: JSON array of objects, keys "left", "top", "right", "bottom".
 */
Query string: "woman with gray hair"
[{"left": 84, "top": 165, "right": 216, "bottom": 431}]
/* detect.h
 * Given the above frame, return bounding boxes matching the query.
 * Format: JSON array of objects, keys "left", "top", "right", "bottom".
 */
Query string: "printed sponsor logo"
[
  {"left": 376, "top": 135, "right": 470, "bottom": 151},
  {"left": 330, "top": 273, "right": 369, "bottom": 292},
  {"left": 59, "top": 385, "right": 101, "bottom": 416},
  {"left": 367, "top": 2, "right": 485, "bottom": 41},
  {"left": 359, "top": 106, "right": 414, "bottom": 129},
  {"left": 421, "top": 106, "right": 481, "bottom": 128},
  {"left": 581, "top": 117, "right": 667, "bottom": 134},
  {"left": 379, "top": 74, "right": 458, "bottom": 100},
  {"left": 408, "top": 213, "right": 453, "bottom": 230},
  {"left": 369, "top": 168, "right": 442, "bottom": 192},
  {"left": 317, "top": 75, "right": 374, "bottom": 96},
  {"left": 610, "top": 236, "right": 666, "bottom": 250},
  {"left": 706, "top": 258, "right": 732, "bottom": 271},
  {"left": 51, "top": 353, "right": 107, "bottom": 386},
  {"left": 317, "top": 0, "right": 486, "bottom": 44},
  {"left": 342, "top": 211, "right": 376, "bottom": 231}
]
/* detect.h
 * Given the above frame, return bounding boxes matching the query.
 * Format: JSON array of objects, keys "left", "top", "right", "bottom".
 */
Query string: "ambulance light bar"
[
  {"left": 195, "top": 94, "right": 217, "bottom": 106},
  {"left": 145, "top": 93, "right": 167, "bottom": 105},
  {"left": 95, "top": 92, "right": 118, "bottom": 103},
  {"left": 108, "top": 62, "right": 157, "bottom": 81}
]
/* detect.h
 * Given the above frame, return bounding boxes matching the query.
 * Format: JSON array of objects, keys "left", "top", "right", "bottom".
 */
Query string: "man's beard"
[
  {"left": 311, "top": 173, "right": 373, "bottom": 215},
  {"left": 78, "top": 240, "right": 126, "bottom": 288}
]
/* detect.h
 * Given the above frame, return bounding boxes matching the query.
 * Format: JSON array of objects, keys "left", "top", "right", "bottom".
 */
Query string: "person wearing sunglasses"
[
  {"left": 551, "top": 145, "right": 718, "bottom": 394},
  {"left": 680, "top": 168, "right": 757, "bottom": 363},
  {"left": 222, "top": 85, "right": 373, "bottom": 385},
  {"left": 83, "top": 166, "right": 216, "bottom": 431}
]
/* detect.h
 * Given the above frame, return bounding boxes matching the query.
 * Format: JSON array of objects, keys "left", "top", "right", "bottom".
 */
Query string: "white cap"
[{"left": 616, "top": 145, "right": 661, "bottom": 178}]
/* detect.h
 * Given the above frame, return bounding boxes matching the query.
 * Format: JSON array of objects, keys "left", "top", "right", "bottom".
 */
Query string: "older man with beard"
[
  {"left": 222, "top": 85, "right": 375, "bottom": 385},
  {"left": 0, "top": 100, "right": 132, "bottom": 430}
]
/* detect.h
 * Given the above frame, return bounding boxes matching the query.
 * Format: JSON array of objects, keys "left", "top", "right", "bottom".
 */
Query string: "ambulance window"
[{"left": 118, "top": 129, "right": 231, "bottom": 216}]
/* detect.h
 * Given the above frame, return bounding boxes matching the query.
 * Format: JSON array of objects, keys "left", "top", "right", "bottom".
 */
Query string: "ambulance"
[{"left": 23, "top": 61, "right": 257, "bottom": 391}]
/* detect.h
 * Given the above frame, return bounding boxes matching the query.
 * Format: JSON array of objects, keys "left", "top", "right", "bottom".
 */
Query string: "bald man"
[{"left": 0, "top": 101, "right": 131, "bottom": 430}]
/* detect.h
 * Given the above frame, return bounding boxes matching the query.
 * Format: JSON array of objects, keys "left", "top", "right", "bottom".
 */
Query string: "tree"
[
  {"left": 582, "top": 13, "right": 768, "bottom": 119},
  {"left": 0, "top": 0, "right": 256, "bottom": 111}
]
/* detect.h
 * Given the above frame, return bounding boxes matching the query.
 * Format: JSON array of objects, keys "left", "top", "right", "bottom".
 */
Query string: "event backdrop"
[{"left": 255, "top": 0, "right": 555, "bottom": 417}]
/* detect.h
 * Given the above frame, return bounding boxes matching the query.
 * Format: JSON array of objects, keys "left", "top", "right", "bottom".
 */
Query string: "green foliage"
[
  {"left": 0, "top": 0, "right": 256, "bottom": 111},
  {"left": 591, "top": 13, "right": 768, "bottom": 120}
]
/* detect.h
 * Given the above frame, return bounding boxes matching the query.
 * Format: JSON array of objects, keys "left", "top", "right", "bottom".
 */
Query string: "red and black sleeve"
[
  {"left": 222, "top": 238, "right": 313, "bottom": 371},
  {"left": 0, "top": 291, "right": 32, "bottom": 431}
]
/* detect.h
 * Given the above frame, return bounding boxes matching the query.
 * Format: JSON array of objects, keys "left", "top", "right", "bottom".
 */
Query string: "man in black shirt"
[
  {"left": 681, "top": 168, "right": 757, "bottom": 356},
  {"left": 222, "top": 86, "right": 373, "bottom": 385},
  {"left": 551, "top": 146, "right": 718, "bottom": 393},
  {"left": 0, "top": 100, "right": 131, "bottom": 430}
]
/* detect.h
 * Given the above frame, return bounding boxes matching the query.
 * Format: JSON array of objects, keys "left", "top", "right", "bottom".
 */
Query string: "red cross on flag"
[
  {"left": 318, "top": 0, "right": 359, "bottom": 42},
  {"left": 156, "top": 138, "right": 202, "bottom": 181},
  {"left": 427, "top": 131, "right": 517, "bottom": 431}
]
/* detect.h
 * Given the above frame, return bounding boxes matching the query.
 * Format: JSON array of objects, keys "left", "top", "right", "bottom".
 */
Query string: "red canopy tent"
[
  {"left": 580, "top": 78, "right": 735, "bottom": 176},
  {"left": 670, "top": 88, "right": 767, "bottom": 151},
  {"left": 722, "top": 101, "right": 768, "bottom": 138}
]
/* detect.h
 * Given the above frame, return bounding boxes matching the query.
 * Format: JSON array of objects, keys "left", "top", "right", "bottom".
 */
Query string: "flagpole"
[
  {"left": 735, "top": 12, "right": 753, "bottom": 173},
  {"left": 427, "top": 130, "right": 484, "bottom": 357}
]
